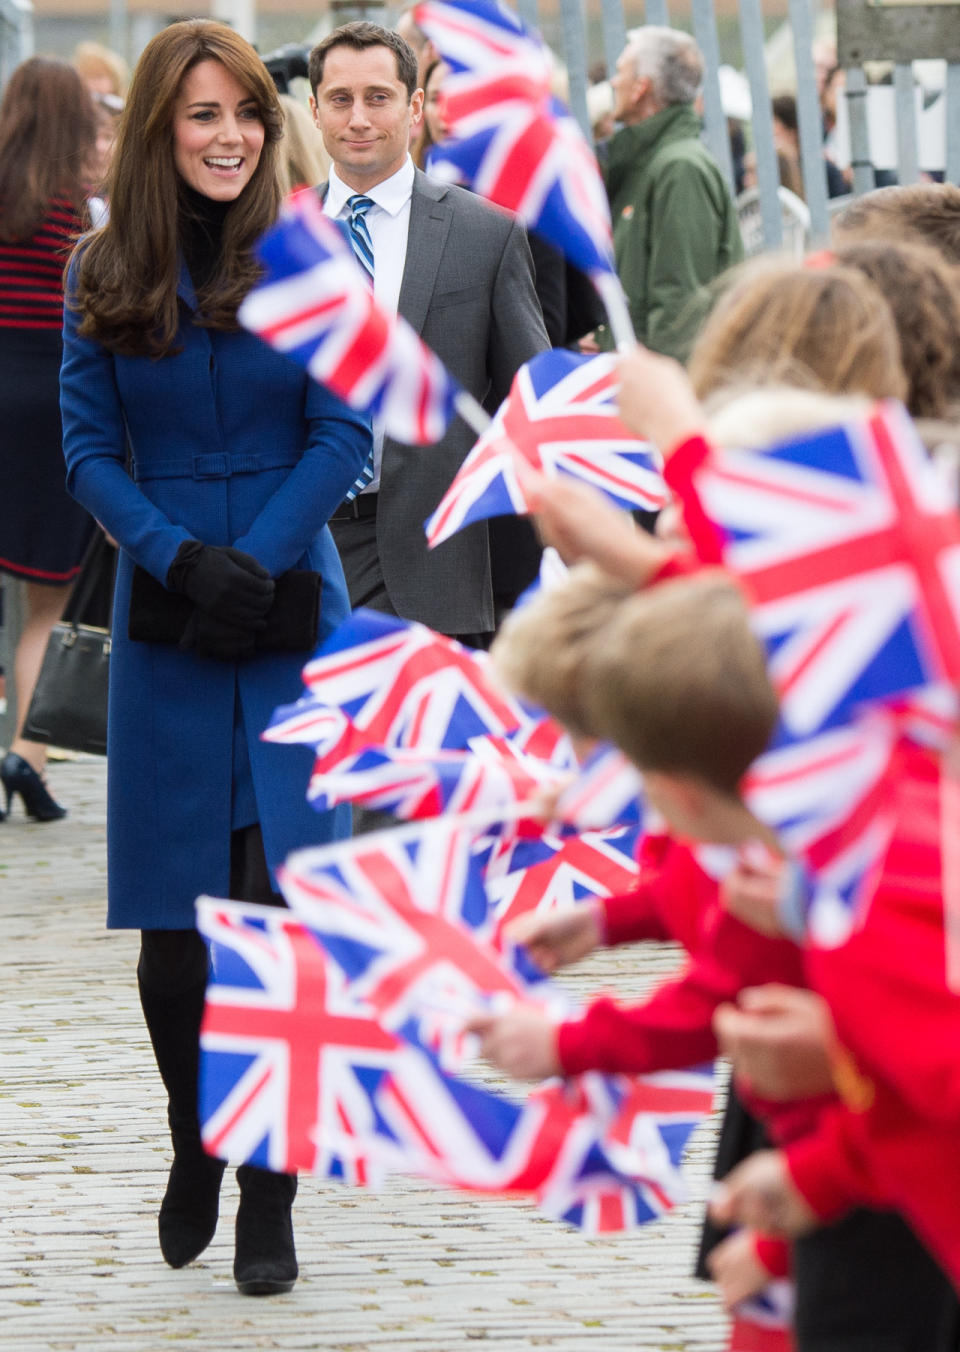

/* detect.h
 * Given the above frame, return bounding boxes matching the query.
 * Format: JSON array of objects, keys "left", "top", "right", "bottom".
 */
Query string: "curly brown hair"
[
  {"left": 833, "top": 239, "right": 960, "bottom": 419},
  {"left": 71, "top": 20, "right": 283, "bottom": 356}
]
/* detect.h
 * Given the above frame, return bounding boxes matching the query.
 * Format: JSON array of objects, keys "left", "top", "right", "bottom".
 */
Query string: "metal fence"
[
  {"left": 539, "top": 0, "right": 960, "bottom": 254},
  {"left": 0, "top": 0, "right": 31, "bottom": 89}
]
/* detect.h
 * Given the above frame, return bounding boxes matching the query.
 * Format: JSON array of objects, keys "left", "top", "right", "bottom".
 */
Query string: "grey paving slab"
[{"left": 1, "top": 758, "right": 729, "bottom": 1352}]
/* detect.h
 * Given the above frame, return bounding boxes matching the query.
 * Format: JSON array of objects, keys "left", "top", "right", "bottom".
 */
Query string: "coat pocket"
[{"left": 429, "top": 282, "right": 488, "bottom": 311}]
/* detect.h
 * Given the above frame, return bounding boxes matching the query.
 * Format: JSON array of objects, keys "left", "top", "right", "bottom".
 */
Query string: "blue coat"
[{"left": 60, "top": 265, "right": 371, "bottom": 930}]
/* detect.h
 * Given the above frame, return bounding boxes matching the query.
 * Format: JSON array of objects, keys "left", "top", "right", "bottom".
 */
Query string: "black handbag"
[
  {"left": 128, "top": 564, "right": 321, "bottom": 653},
  {"left": 22, "top": 533, "right": 116, "bottom": 756}
]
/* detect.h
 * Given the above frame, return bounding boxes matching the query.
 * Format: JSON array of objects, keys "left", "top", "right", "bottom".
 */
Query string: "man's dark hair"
[
  {"left": 771, "top": 93, "right": 798, "bottom": 134},
  {"left": 308, "top": 22, "right": 418, "bottom": 99}
]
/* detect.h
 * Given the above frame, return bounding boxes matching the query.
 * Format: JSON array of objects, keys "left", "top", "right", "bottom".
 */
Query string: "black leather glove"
[
  {"left": 166, "top": 541, "right": 274, "bottom": 628},
  {"left": 178, "top": 608, "right": 258, "bottom": 661}
]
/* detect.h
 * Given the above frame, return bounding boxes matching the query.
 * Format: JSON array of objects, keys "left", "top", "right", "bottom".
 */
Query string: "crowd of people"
[{"left": 1, "top": 9, "right": 959, "bottom": 1345}]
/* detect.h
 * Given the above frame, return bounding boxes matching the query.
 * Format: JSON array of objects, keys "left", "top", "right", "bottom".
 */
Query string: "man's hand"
[
  {"left": 465, "top": 1006, "right": 562, "bottom": 1080},
  {"left": 711, "top": 1150, "right": 818, "bottom": 1237},
  {"left": 505, "top": 904, "right": 603, "bottom": 973},
  {"left": 616, "top": 346, "right": 706, "bottom": 455},
  {"left": 713, "top": 985, "right": 836, "bottom": 1101}
]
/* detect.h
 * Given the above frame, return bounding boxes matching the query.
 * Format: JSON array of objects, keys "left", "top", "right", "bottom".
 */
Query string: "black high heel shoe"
[{"left": 1, "top": 752, "right": 67, "bottom": 821}]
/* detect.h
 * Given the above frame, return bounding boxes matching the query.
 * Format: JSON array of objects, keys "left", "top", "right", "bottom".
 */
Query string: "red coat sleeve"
[
  {"left": 600, "top": 883, "right": 677, "bottom": 947},
  {"left": 783, "top": 1104, "right": 883, "bottom": 1222},
  {"left": 557, "top": 912, "right": 803, "bottom": 1077},
  {"left": 753, "top": 1234, "right": 791, "bottom": 1280}
]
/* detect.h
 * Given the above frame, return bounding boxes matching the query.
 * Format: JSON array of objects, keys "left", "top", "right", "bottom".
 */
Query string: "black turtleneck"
[{"left": 178, "top": 184, "right": 231, "bottom": 297}]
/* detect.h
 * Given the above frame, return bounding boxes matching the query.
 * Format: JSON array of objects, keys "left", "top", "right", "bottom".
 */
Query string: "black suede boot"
[
  {"left": 138, "top": 955, "right": 226, "bottom": 1268},
  {"left": 234, "top": 1165, "right": 298, "bottom": 1295}
]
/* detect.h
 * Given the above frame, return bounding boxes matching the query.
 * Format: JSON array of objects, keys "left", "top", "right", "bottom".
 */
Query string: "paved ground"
[{"left": 1, "top": 757, "right": 728, "bottom": 1352}]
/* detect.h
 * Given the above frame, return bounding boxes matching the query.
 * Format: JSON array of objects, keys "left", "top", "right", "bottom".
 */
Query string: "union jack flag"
[
  {"left": 197, "top": 895, "right": 712, "bottom": 1233},
  {"left": 745, "top": 717, "right": 901, "bottom": 944},
  {"left": 552, "top": 742, "right": 645, "bottom": 832},
  {"left": 413, "top": 0, "right": 536, "bottom": 72},
  {"left": 239, "top": 189, "right": 458, "bottom": 446},
  {"left": 505, "top": 708, "right": 579, "bottom": 772},
  {"left": 259, "top": 698, "right": 348, "bottom": 757},
  {"left": 686, "top": 402, "right": 960, "bottom": 737},
  {"left": 533, "top": 1066, "right": 714, "bottom": 1233},
  {"left": 278, "top": 819, "right": 550, "bottom": 1033},
  {"left": 318, "top": 1022, "right": 707, "bottom": 1233},
  {"left": 486, "top": 826, "right": 640, "bottom": 947},
  {"left": 267, "top": 609, "right": 527, "bottom": 755},
  {"left": 197, "top": 899, "right": 401, "bottom": 1179},
  {"left": 302, "top": 736, "right": 560, "bottom": 825},
  {"left": 413, "top": 0, "right": 619, "bottom": 284},
  {"left": 426, "top": 352, "right": 667, "bottom": 547}
]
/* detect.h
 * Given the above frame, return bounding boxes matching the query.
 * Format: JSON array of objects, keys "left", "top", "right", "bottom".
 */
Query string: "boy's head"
[
  {"left": 579, "top": 571, "right": 779, "bottom": 801},
  {"left": 491, "top": 562, "right": 635, "bottom": 738}
]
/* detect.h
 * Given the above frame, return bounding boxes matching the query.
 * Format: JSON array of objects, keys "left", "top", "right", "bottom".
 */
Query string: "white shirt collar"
[{"left": 326, "top": 157, "right": 415, "bottom": 218}]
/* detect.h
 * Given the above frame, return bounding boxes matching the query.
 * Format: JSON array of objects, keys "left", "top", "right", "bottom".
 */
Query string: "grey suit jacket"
[{"left": 333, "top": 169, "right": 549, "bottom": 634}]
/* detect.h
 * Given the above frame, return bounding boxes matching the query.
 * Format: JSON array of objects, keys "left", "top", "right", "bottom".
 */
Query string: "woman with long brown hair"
[
  {"left": 0, "top": 57, "right": 97, "bottom": 821},
  {"left": 61, "top": 20, "right": 370, "bottom": 1295}
]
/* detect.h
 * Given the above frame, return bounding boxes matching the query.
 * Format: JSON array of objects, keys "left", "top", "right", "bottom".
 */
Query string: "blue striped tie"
[{"left": 344, "top": 194, "right": 376, "bottom": 500}]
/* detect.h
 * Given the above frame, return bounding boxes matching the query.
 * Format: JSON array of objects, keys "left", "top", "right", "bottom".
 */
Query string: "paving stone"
[{"left": 1, "top": 758, "right": 728, "bottom": 1351}]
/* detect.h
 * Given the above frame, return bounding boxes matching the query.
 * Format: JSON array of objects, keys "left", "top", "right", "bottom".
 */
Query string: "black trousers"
[
  {"left": 329, "top": 515, "right": 492, "bottom": 649},
  {"left": 792, "top": 1209, "right": 960, "bottom": 1352}
]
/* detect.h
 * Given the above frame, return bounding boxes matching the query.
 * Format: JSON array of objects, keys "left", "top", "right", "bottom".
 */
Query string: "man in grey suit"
[{"left": 308, "top": 22, "right": 549, "bottom": 646}]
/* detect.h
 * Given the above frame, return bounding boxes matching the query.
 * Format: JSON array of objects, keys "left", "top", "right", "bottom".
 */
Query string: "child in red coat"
[
  {"left": 473, "top": 550, "right": 807, "bottom": 1344},
  {"left": 713, "top": 739, "right": 960, "bottom": 1303}
]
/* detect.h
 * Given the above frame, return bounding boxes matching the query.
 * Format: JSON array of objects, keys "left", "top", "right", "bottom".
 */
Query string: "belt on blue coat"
[{"left": 132, "top": 451, "right": 301, "bottom": 482}]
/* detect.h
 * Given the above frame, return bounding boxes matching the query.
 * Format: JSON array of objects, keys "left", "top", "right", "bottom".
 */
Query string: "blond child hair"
[
  {"left": 580, "top": 572, "right": 778, "bottom": 796},
  {"left": 688, "top": 258, "right": 906, "bottom": 407},
  {"left": 491, "top": 562, "right": 635, "bottom": 737}
]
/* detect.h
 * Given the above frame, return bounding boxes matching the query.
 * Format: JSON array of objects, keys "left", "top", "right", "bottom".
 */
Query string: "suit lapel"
[{"left": 398, "top": 170, "right": 453, "bottom": 336}]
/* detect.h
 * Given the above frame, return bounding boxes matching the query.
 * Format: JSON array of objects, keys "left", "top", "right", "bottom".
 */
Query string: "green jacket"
[{"left": 603, "top": 104, "right": 743, "bottom": 361}]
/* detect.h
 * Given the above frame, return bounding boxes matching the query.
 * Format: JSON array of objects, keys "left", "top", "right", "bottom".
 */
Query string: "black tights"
[{"left": 139, "top": 824, "right": 285, "bottom": 991}]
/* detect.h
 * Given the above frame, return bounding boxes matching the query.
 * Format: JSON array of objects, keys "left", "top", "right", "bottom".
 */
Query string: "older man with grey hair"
[{"left": 602, "top": 27, "right": 742, "bottom": 360}]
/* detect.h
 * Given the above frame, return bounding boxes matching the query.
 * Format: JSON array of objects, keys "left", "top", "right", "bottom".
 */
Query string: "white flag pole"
[
  {"left": 594, "top": 270, "right": 637, "bottom": 353},
  {"left": 453, "top": 388, "right": 493, "bottom": 438}
]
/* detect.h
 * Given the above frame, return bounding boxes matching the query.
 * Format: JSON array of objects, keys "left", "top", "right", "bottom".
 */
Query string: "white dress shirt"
[{"left": 323, "top": 157, "right": 415, "bottom": 492}]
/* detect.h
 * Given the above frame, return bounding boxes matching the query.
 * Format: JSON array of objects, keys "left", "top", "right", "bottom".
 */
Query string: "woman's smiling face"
[{"left": 172, "top": 58, "right": 265, "bottom": 201}]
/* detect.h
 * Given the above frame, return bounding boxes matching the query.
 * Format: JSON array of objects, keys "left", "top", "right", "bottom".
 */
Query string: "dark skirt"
[{"left": 0, "top": 327, "right": 93, "bottom": 584}]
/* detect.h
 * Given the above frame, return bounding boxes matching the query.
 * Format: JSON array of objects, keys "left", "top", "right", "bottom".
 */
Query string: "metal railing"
[
  {"left": 0, "top": 0, "right": 32, "bottom": 90},
  {"left": 536, "top": 0, "right": 960, "bottom": 254}
]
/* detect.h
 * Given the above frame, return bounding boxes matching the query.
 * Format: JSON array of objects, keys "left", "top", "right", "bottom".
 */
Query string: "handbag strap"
[{"left": 61, "top": 531, "right": 117, "bottom": 628}]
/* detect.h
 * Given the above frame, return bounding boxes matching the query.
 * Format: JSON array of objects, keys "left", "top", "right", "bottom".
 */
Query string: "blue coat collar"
[{"left": 176, "top": 258, "right": 198, "bottom": 312}]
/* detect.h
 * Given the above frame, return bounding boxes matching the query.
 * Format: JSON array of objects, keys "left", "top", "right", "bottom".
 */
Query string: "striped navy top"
[{"left": 0, "top": 196, "right": 81, "bottom": 331}]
